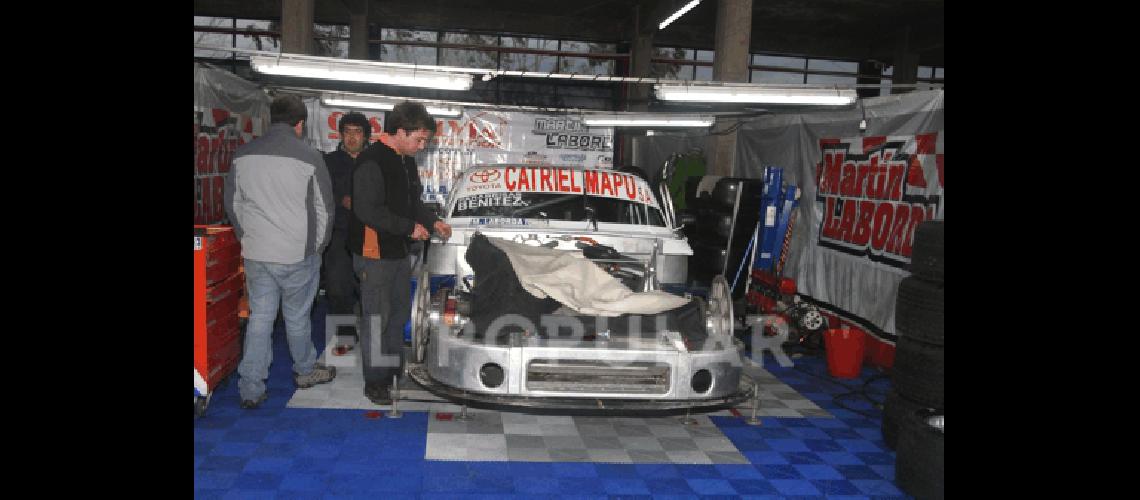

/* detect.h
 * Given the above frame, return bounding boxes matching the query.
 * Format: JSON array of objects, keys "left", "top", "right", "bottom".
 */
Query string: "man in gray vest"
[{"left": 224, "top": 94, "right": 337, "bottom": 409}]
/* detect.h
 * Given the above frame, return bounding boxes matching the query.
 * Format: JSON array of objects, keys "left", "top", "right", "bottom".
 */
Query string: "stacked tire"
[
  {"left": 683, "top": 176, "right": 763, "bottom": 297},
  {"left": 883, "top": 220, "right": 944, "bottom": 500}
]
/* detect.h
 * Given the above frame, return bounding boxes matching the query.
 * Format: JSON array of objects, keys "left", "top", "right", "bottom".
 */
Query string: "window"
[
  {"left": 380, "top": 29, "right": 438, "bottom": 65},
  {"left": 558, "top": 40, "right": 615, "bottom": 75},
  {"left": 439, "top": 32, "right": 499, "bottom": 69},
  {"left": 314, "top": 23, "right": 349, "bottom": 58},
  {"left": 750, "top": 54, "right": 806, "bottom": 83},
  {"left": 500, "top": 37, "right": 558, "bottom": 72}
]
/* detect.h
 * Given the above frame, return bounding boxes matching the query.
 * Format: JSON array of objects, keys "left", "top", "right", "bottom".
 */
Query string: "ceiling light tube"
[
  {"left": 252, "top": 55, "right": 473, "bottom": 91},
  {"left": 321, "top": 97, "right": 461, "bottom": 117},
  {"left": 659, "top": 0, "right": 702, "bottom": 30},
  {"left": 654, "top": 83, "right": 857, "bottom": 105},
  {"left": 582, "top": 114, "right": 714, "bottom": 127}
]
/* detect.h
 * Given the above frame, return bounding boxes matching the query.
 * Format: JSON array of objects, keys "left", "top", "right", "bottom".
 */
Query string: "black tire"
[
  {"left": 892, "top": 336, "right": 944, "bottom": 409},
  {"left": 881, "top": 389, "right": 931, "bottom": 450},
  {"left": 910, "top": 220, "right": 944, "bottom": 283},
  {"left": 895, "top": 276, "right": 945, "bottom": 346},
  {"left": 896, "top": 408, "right": 944, "bottom": 500},
  {"left": 715, "top": 213, "right": 734, "bottom": 238},
  {"left": 711, "top": 178, "right": 740, "bottom": 208}
]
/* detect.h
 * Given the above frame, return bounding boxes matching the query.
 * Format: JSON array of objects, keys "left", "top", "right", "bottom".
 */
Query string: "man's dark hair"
[
  {"left": 270, "top": 94, "right": 308, "bottom": 126},
  {"left": 384, "top": 101, "right": 437, "bottom": 135},
  {"left": 339, "top": 111, "right": 371, "bottom": 139}
]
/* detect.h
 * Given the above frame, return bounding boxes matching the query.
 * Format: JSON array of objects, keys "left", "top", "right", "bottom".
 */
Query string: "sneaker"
[
  {"left": 240, "top": 392, "right": 268, "bottom": 409},
  {"left": 294, "top": 363, "right": 336, "bottom": 389},
  {"left": 364, "top": 383, "right": 391, "bottom": 405}
]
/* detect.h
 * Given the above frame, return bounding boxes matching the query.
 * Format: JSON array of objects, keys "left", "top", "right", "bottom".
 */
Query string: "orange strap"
[{"left": 363, "top": 227, "right": 381, "bottom": 259}]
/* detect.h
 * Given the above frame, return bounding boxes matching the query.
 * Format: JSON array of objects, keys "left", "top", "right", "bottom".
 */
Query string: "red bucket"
[{"left": 824, "top": 328, "right": 866, "bottom": 378}]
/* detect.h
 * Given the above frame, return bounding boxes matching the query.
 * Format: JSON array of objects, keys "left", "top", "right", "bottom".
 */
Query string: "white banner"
[{"left": 734, "top": 90, "right": 945, "bottom": 337}]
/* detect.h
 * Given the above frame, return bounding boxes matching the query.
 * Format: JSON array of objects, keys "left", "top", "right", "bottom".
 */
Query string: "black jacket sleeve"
[{"left": 353, "top": 160, "right": 416, "bottom": 237}]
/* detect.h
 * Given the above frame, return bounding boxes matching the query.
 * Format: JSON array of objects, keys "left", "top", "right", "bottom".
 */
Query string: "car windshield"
[{"left": 449, "top": 166, "right": 667, "bottom": 227}]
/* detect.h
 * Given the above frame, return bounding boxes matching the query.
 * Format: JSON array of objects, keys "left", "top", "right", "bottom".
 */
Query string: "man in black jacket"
[
  {"left": 349, "top": 101, "right": 451, "bottom": 404},
  {"left": 322, "top": 112, "right": 370, "bottom": 348}
]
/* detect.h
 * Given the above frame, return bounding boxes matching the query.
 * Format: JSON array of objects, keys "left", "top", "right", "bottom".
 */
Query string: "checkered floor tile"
[{"left": 426, "top": 412, "right": 750, "bottom": 464}]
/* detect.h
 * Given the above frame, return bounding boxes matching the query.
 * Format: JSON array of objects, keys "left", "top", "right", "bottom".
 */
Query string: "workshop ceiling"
[{"left": 194, "top": 0, "right": 944, "bottom": 67}]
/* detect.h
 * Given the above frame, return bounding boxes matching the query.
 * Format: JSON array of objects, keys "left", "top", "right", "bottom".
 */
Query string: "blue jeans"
[{"left": 238, "top": 254, "right": 321, "bottom": 400}]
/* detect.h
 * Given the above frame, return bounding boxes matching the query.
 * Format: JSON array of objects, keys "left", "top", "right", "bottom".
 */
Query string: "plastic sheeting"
[
  {"left": 193, "top": 63, "right": 270, "bottom": 225},
  {"left": 735, "top": 90, "right": 944, "bottom": 336}
]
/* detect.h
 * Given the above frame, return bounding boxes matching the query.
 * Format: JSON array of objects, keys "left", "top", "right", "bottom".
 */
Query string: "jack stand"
[
  {"left": 746, "top": 384, "right": 762, "bottom": 426},
  {"left": 681, "top": 407, "right": 698, "bottom": 426},
  {"left": 456, "top": 391, "right": 471, "bottom": 421},
  {"left": 388, "top": 374, "right": 402, "bottom": 418}
]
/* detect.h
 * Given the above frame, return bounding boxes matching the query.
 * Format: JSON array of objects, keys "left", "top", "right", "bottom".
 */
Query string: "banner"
[
  {"left": 194, "top": 63, "right": 270, "bottom": 225},
  {"left": 734, "top": 90, "right": 944, "bottom": 336},
  {"left": 419, "top": 111, "right": 615, "bottom": 203},
  {"left": 310, "top": 105, "right": 386, "bottom": 153}
]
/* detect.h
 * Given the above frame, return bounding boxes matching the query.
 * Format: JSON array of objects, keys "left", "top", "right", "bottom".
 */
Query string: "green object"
[{"left": 668, "top": 154, "right": 706, "bottom": 211}]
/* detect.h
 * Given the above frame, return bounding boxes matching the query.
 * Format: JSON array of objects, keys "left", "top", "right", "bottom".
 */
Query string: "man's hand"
[
  {"left": 433, "top": 220, "right": 452, "bottom": 239},
  {"left": 341, "top": 195, "right": 352, "bottom": 210},
  {"left": 411, "top": 223, "right": 430, "bottom": 240}
]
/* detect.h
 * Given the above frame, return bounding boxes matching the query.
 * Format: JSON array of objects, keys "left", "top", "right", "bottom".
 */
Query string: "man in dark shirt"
[
  {"left": 322, "top": 112, "right": 370, "bottom": 348},
  {"left": 348, "top": 101, "right": 451, "bottom": 405}
]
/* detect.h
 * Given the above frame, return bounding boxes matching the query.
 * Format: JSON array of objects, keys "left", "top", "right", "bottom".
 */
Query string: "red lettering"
[
  {"left": 901, "top": 205, "right": 927, "bottom": 257},
  {"left": 885, "top": 205, "right": 910, "bottom": 254},
  {"left": 518, "top": 167, "right": 532, "bottom": 190},
  {"left": 327, "top": 111, "right": 343, "bottom": 139},
  {"left": 584, "top": 171, "right": 599, "bottom": 194},
  {"left": 870, "top": 202, "right": 894, "bottom": 251},
  {"left": 210, "top": 135, "right": 224, "bottom": 174},
  {"left": 855, "top": 163, "right": 871, "bottom": 198},
  {"left": 852, "top": 200, "right": 875, "bottom": 246},
  {"left": 195, "top": 136, "right": 210, "bottom": 174},
  {"left": 915, "top": 132, "right": 937, "bottom": 154},
  {"left": 570, "top": 170, "right": 582, "bottom": 193},
  {"left": 839, "top": 163, "right": 858, "bottom": 197},
  {"left": 887, "top": 164, "right": 905, "bottom": 200},
  {"left": 600, "top": 172, "right": 613, "bottom": 195},
  {"left": 822, "top": 197, "right": 841, "bottom": 239},
  {"left": 557, "top": 168, "right": 569, "bottom": 192},
  {"left": 613, "top": 174, "right": 624, "bottom": 196},
  {"left": 820, "top": 153, "right": 844, "bottom": 195},
  {"left": 368, "top": 117, "right": 382, "bottom": 141},
  {"left": 936, "top": 154, "right": 944, "bottom": 188},
  {"left": 837, "top": 199, "right": 857, "bottom": 243},
  {"left": 540, "top": 168, "right": 553, "bottom": 191},
  {"left": 505, "top": 167, "right": 516, "bottom": 191},
  {"left": 868, "top": 163, "right": 887, "bottom": 199},
  {"left": 624, "top": 175, "right": 637, "bottom": 199}
]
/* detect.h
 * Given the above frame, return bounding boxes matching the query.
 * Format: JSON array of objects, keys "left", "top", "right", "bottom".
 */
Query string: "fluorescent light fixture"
[
  {"left": 321, "top": 96, "right": 461, "bottom": 117},
  {"left": 659, "top": 0, "right": 702, "bottom": 30},
  {"left": 582, "top": 113, "right": 714, "bottom": 128},
  {"left": 655, "top": 83, "right": 857, "bottom": 105},
  {"left": 251, "top": 55, "right": 472, "bottom": 91}
]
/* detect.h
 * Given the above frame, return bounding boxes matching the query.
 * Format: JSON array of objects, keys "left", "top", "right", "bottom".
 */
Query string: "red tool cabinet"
[{"left": 194, "top": 225, "right": 244, "bottom": 416}]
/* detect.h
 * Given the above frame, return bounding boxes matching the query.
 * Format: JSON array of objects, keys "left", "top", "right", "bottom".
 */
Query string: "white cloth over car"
[{"left": 485, "top": 235, "right": 691, "bottom": 317}]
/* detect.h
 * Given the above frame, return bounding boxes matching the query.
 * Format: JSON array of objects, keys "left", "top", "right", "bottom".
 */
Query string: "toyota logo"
[{"left": 469, "top": 169, "right": 501, "bottom": 184}]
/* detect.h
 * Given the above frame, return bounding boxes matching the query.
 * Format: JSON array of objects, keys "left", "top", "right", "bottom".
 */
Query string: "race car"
[{"left": 407, "top": 164, "right": 753, "bottom": 412}]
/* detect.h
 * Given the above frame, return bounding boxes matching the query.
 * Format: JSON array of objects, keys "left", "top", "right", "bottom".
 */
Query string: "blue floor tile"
[
  {"left": 684, "top": 478, "right": 737, "bottom": 495},
  {"left": 727, "top": 479, "right": 779, "bottom": 495},
  {"left": 601, "top": 478, "right": 651, "bottom": 495},
  {"left": 793, "top": 464, "right": 844, "bottom": 480},
  {"left": 769, "top": 479, "right": 823, "bottom": 496},
  {"left": 646, "top": 477, "right": 696, "bottom": 495},
  {"left": 754, "top": 464, "right": 803, "bottom": 480}
]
